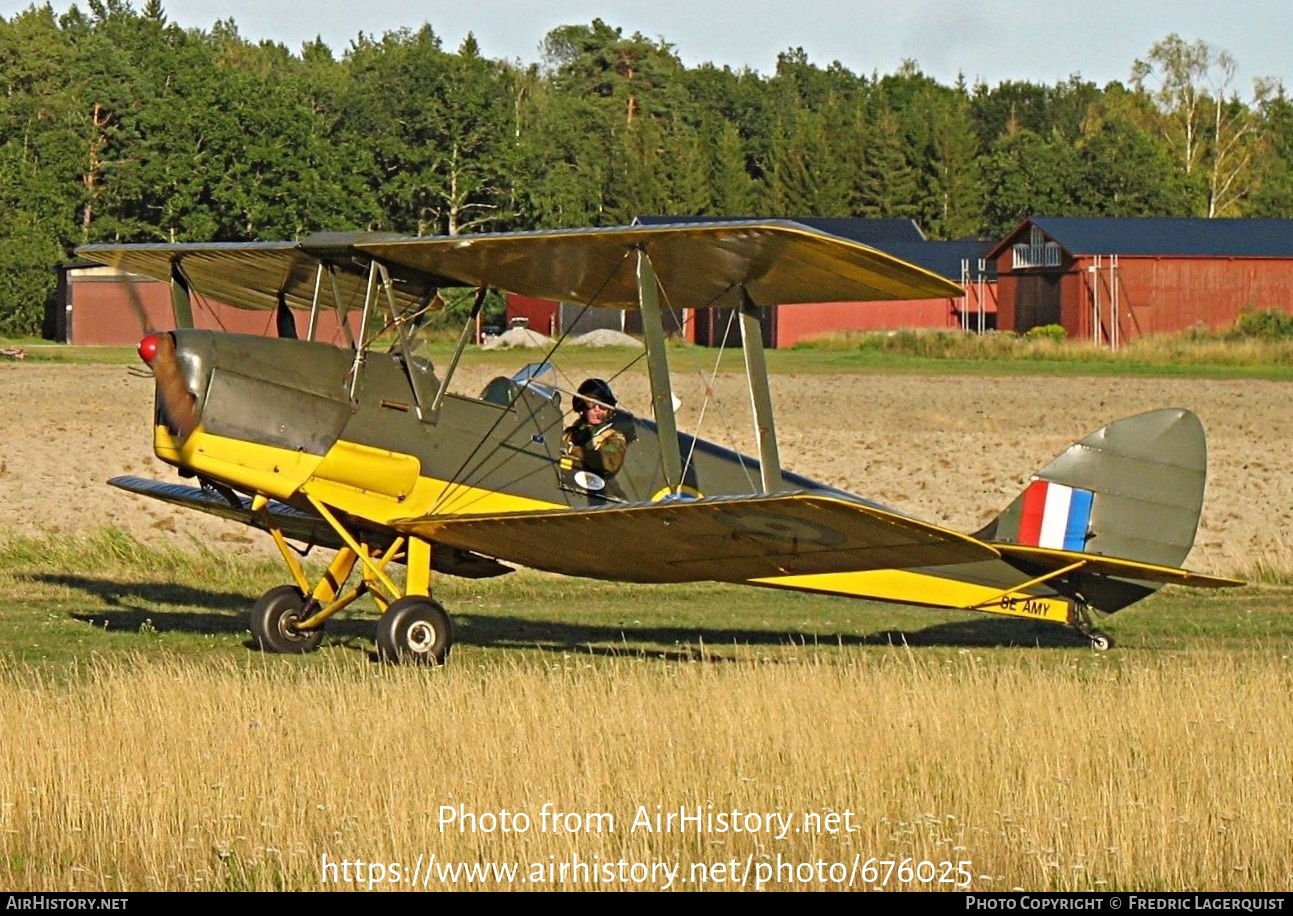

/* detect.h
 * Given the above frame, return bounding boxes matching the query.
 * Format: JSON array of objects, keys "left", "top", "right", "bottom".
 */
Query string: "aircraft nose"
[
  {"left": 138, "top": 334, "right": 161, "bottom": 365},
  {"left": 139, "top": 332, "right": 200, "bottom": 440}
]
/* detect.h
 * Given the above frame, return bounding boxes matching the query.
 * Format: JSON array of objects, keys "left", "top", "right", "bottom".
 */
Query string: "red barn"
[{"left": 990, "top": 217, "right": 1293, "bottom": 343}]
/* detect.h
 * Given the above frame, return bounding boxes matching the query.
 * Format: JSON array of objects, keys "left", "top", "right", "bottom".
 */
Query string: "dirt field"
[{"left": 0, "top": 360, "right": 1287, "bottom": 577}]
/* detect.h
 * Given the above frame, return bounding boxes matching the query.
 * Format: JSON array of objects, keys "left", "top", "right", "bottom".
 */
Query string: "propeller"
[
  {"left": 137, "top": 332, "right": 199, "bottom": 440},
  {"left": 109, "top": 251, "right": 200, "bottom": 441}
]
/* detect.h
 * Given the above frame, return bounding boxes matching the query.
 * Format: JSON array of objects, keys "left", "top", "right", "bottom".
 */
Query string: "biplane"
[{"left": 76, "top": 220, "right": 1240, "bottom": 663}]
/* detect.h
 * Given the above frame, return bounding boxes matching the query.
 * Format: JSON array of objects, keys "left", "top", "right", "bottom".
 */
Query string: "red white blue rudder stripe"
[{"left": 1016, "top": 480, "right": 1095, "bottom": 551}]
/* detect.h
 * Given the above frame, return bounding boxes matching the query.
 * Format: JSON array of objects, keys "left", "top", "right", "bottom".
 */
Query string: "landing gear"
[
  {"left": 376, "top": 597, "right": 453, "bottom": 666},
  {"left": 251, "top": 585, "right": 324, "bottom": 654},
  {"left": 250, "top": 495, "right": 453, "bottom": 664},
  {"left": 1070, "top": 600, "right": 1115, "bottom": 651}
]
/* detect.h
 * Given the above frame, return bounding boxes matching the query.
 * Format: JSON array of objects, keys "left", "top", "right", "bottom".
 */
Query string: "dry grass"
[
  {"left": 793, "top": 327, "right": 1293, "bottom": 371},
  {"left": 1238, "top": 536, "right": 1293, "bottom": 585},
  {"left": 1, "top": 648, "right": 1290, "bottom": 891}
]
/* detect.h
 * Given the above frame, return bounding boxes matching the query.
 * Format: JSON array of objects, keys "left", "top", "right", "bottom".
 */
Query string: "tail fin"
[{"left": 977, "top": 408, "right": 1208, "bottom": 570}]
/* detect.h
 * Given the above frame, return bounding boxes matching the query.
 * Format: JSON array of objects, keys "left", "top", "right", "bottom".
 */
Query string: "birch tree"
[{"left": 1131, "top": 33, "right": 1273, "bottom": 216}]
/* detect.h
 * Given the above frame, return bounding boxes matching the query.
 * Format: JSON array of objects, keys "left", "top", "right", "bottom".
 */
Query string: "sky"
[{"left": 3, "top": 0, "right": 1288, "bottom": 96}]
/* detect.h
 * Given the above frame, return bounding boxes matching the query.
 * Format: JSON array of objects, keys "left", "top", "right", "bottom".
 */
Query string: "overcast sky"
[{"left": 4, "top": 0, "right": 1287, "bottom": 96}]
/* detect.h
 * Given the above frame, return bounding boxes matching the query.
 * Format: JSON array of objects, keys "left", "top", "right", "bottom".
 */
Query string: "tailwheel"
[
  {"left": 251, "top": 585, "right": 324, "bottom": 654},
  {"left": 1088, "top": 630, "right": 1115, "bottom": 651},
  {"left": 1069, "top": 600, "right": 1114, "bottom": 651},
  {"left": 376, "top": 596, "right": 453, "bottom": 666}
]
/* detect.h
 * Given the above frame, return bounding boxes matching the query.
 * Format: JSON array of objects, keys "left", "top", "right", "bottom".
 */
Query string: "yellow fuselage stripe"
[
  {"left": 751, "top": 569, "right": 1073, "bottom": 625},
  {"left": 157, "top": 426, "right": 563, "bottom": 521}
]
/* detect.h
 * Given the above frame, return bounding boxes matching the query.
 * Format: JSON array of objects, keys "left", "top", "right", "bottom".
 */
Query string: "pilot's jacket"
[{"left": 562, "top": 417, "right": 628, "bottom": 476}]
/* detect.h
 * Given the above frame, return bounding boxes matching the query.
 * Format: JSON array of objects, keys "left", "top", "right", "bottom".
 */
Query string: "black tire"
[
  {"left": 251, "top": 585, "right": 324, "bottom": 654},
  {"left": 376, "top": 597, "right": 453, "bottom": 665},
  {"left": 1090, "top": 631, "right": 1114, "bottom": 651}
]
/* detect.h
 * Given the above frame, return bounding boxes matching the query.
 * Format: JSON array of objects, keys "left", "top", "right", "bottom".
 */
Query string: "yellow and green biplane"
[{"left": 77, "top": 220, "right": 1240, "bottom": 663}]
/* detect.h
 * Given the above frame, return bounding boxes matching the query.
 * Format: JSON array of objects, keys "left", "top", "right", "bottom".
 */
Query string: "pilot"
[{"left": 562, "top": 378, "right": 628, "bottom": 477}]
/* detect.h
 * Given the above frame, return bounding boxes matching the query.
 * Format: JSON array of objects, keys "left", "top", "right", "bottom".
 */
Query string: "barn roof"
[
  {"left": 883, "top": 239, "right": 997, "bottom": 281},
  {"left": 990, "top": 217, "right": 1293, "bottom": 259}
]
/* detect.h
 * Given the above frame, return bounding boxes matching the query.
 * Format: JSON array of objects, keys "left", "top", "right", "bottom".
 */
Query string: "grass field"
[{"left": 0, "top": 529, "right": 1290, "bottom": 891}]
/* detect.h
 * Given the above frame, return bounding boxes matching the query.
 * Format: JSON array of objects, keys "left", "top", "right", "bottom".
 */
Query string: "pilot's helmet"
[{"left": 573, "top": 378, "right": 616, "bottom": 414}]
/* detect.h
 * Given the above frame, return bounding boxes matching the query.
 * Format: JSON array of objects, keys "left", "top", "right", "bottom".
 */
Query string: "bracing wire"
[
  {"left": 654, "top": 277, "right": 761, "bottom": 494},
  {"left": 426, "top": 248, "right": 637, "bottom": 517}
]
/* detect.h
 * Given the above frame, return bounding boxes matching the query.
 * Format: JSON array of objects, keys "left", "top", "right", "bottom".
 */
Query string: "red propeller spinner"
[{"left": 138, "top": 333, "right": 198, "bottom": 439}]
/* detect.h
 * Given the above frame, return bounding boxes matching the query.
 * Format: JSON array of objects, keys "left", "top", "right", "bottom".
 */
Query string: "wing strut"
[
  {"left": 306, "top": 262, "right": 324, "bottom": 342},
  {"left": 275, "top": 292, "right": 298, "bottom": 339},
  {"left": 347, "top": 261, "right": 382, "bottom": 399},
  {"left": 169, "top": 260, "right": 194, "bottom": 329},
  {"left": 636, "top": 249, "right": 684, "bottom": 494},
  {"left": 739, "top": 287, "right": 782, "bottom": 492},
  {"left": 327, "top": 265, "right": 356, "bottom": 350}
]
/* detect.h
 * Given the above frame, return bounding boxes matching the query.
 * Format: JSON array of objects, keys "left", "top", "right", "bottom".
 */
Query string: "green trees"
[
  {"left": 0, "top": 5, "right": 95, "bottom": 333},
  {"left": 0, "top": 4, "right": 1290, "bottom": 338},
  {"left": 1248, "top": 89, "right": 1293, "bottom": 216},
  {"left": 341, "top": 27, "right": 518, "bottom": 236}
]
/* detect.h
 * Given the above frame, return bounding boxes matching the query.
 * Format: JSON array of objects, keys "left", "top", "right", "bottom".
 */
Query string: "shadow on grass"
[
  {"left": 38, "top": 572, "right": 377, "bottom": 644},
  {"left": 40, "top": 572, "right": 1092, "bottom": 660},
  {"left": 454, "top": 614, "right": 1090, "bottom": 657}
]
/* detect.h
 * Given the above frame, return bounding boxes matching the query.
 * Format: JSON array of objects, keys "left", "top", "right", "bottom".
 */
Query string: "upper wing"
[
  {"left": 359, "top": 220, "right": 962, "bottom": 309},
  {"left": 392, "top": 492, "right": 1000, "bottom": 584},
  {"left": 77, "top": 220, "right": 961, "bottom": 315},
  {"left": 75, "top": 234, "right": 431, "bottom": 315}
]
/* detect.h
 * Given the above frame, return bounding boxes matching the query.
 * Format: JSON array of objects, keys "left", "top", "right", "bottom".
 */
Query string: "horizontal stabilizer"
[
  {"left": 993, "top": 543, "right": 1244, "bottom": 589},
  {"left": 393, "top": 491, "right": 1000, "bottom": 584}
]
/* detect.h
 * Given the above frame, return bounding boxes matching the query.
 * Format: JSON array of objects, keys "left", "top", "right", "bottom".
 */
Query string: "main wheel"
[
  {"left": 376, "top": 597, "right": 453, "bottom": 665},
  {"left": 251, "top": 585, "right": 324, "bottom": 654}
]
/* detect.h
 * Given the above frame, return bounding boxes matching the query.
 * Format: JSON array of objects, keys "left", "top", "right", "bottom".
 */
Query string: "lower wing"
[{"left": 393, "top": 491, "right": 1001, "bottom": 584}]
